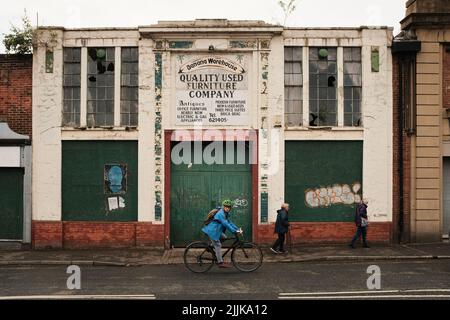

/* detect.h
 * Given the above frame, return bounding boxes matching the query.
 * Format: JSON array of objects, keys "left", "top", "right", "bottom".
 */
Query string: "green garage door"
[
  {"left": 285, "top": 141, "right": 363, "bottom": 222},
  {"left": 0, "top": 168, "right": 23, "bottom": 240},
  {"left": 170, "top": 141, "right": 252, "bottom": 247}
]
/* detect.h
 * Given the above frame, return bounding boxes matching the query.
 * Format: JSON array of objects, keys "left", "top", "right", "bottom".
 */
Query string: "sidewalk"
[{"left": 0, "top": 242, "right": 449, "bottom": 267}]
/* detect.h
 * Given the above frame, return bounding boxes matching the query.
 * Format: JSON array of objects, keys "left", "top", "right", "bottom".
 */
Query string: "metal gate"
[
  {"left": 0, "top": 168, "right": 23, "bottom": 240},
  {"left": 170, "top": 141, "right": 252, "bottom": 247}
]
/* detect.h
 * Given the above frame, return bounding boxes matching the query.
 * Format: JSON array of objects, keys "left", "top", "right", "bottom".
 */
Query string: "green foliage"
[
  {"left": 3, "top": 10, "right": 34, "bottom": 54},
  {"left": 278, "top": 0, "right": 299, "bottom": 26}
]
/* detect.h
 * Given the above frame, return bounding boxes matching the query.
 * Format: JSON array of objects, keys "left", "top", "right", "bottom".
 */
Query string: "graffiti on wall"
[
  {"left": 104, "top": 164, "right": 127, "bottom": 194},
  {"left": 305, "top": 182, "right": 362, "bottom": 208}
]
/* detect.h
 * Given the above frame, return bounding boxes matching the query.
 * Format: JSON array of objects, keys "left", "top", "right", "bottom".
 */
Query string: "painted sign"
[{"left": 175, "top": 55, "right": 249, "bottom": 125}]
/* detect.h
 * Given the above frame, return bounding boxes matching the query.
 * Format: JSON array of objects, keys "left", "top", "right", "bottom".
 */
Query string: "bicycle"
[{"left": 183, "top": 233, "right": 263, "bottom": 273}]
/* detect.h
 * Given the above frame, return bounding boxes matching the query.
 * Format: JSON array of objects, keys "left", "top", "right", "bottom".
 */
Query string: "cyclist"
[{"left": 202, "top": 199, "right": 242, "bottom": 268}]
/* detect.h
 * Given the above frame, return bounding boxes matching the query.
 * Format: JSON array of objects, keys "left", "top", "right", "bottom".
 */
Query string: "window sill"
[
  {"left": 62, "top": 126, "right": 139, "bottom": 131},
  {"left": 284, "top": 126, "right": 363, "bottom": 131}
]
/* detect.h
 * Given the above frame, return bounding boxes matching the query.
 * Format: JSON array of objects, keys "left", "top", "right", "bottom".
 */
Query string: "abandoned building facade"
[{"left": 26, "top": 20, "right": 394, "bottom": 248}]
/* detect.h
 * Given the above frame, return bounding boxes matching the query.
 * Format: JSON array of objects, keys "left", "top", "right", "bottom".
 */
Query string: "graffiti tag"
[{"left": 305, "top": 182, "right": 362, "bottom": 208}]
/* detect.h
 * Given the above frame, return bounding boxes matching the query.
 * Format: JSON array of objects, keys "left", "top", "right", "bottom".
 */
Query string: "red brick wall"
[
  {"left": 257, "top": 222, "right": 392, "bottom": 245},
  {"left": 32, "top": 221, "right": 63, "bottom": 249},
  {"left": 392, "top": 54, "right": 412, "bottom": 243},
  {"left": 32, "top": 221, "right": 165, "bottom": 249},
  {"left": 443, "top": 46, "right": 450, "bottom": 109},
  {"left": 0, "top": 54, "right": 32, "bottom": 138}
]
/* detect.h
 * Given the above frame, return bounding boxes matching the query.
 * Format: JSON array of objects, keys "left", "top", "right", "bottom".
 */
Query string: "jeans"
[
  {"left": 272, "top": 233, "right": 286, "bottom": 252},
  {"left": 211, "top": 240, "right": 223, "bottom": 263},
  {"left": 350, "top": 226, "right": 368, "bottom": 246}
]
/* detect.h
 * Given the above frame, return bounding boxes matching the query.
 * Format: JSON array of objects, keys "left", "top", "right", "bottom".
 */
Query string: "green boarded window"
[
  {"left": 285, "top": 141, "right": 363, "bottom": 222},
  {"left": 62, "top": 141, "right": 138, "bottom": 221}
]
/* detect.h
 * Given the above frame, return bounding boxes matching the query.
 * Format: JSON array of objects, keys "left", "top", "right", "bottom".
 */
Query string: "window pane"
[
  {"left": 63, "top": 48, "right": 81, "bottom": 127},
  {"left": 343, "top": 47, "right": 362, "bottom": 127},
  {"left": 292, "top": 48, "right": 302, "bottom": 61},
  {"left": 309, "top": 47, "right": 338, "bottom": 127},
  {"left": 120, "top": 47, "right": 139, "bottom": 126},
  {"left": 87, "top": 47, "right": 115, "bottom": 127},
  {"left": 284, "top": 47, "right": 303, "bottom": 128}
]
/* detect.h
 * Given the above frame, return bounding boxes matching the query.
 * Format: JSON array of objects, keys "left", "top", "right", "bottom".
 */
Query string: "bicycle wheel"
[
  {"left": 231, "top": 242, "right": 263, "bottom": 272},
  {"left": 184, "top": 241, "right": 215, "bottom": 273}
]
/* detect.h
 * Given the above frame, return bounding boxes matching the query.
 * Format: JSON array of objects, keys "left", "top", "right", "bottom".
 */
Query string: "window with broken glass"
[
  {"left": 121, "top": 47, "right": 139, "bottom": 126},
  {"left": 344, "top": 47, "right": 362, "bottom": 127},
  {"left": 284, "top": 47, "right": 303, "bottom": 127},
  {"left": 87, "top": 47, "right": 115, "bottom": 127},
  {"left": 63, "top": 48, "right": 81, "bottom": 126},
  {"left": 309, "top": 47, "right": 337, "bottom": 127}
]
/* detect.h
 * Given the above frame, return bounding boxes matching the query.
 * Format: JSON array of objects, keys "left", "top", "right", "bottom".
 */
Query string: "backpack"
[{"left": 204, "top": 208, "right": 220, "bottom": 226}]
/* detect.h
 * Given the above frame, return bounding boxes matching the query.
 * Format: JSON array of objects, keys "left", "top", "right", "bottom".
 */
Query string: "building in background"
[
  {"left": 0, "top": 54, "right": 32, "bottom": 246},
  {"left": 393, "top": 0, "right": 450, "bottom": 243},
  {"left": 32, "top": 20, "right": 393, "bottom": 249}
]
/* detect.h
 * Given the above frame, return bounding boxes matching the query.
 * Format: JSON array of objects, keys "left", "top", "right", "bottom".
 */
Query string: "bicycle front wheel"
[
  {"left": 231, "top": 242, "right": 263, "bottom": 272},
  {"left": 184, "top": 241, "right": 215, "bottom": 273}
]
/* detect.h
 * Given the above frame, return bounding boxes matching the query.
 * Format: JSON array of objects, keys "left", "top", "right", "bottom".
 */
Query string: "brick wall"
[
  {"left": 392, "top": 54, "right": 412, "bottom": 243},
  {"left": 0, "top": 54, "right": 32, "bottom": 138},
  {"left": 32, "top": 221, "right": 165, "bottom": 249},
  {"left": 257, "top": 222, "right": 392, "bottom": 245}
]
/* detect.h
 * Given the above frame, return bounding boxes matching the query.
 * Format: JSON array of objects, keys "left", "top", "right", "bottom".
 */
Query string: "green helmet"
[{"left": 222, "top": 199, "right": 233, "bottom": 207}]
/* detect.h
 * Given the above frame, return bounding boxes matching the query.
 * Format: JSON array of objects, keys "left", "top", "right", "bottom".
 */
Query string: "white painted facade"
[{"left": 32, "top": 21, "right": 393, "bottom": 233}]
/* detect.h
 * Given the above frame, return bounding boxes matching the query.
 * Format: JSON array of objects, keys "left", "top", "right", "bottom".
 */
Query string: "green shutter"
[
  {"left": 285, "top": 141, "right": 363, "bottom": 222},
  {"left": 62, "top": 141, "right": 138, "bottom": 221},
  {"left": 0, "top": 168, "right": 23, "bottom": 239}
]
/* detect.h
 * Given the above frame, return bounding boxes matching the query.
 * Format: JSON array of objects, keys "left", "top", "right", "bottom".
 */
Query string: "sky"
[{"left": 0, "top": 0, "right": 406, "bottom": 53}]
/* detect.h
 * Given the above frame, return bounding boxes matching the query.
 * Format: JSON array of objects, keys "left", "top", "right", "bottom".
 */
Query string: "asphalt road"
[{"left": 0, "top": 260, "right": 450, "bottom": 300}]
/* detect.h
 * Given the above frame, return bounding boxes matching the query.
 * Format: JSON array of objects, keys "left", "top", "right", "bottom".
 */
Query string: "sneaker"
[
  {"left": 278, "top": 250, "right": 288, "bottom": 254},
  {"left": 270, "top": 247, "right": 280, "bottom": 254},
  {"left": 349, "top": 243, "right": 355, "bottom": 249},
  {"left": 218, "top": 262, "right": 232, "bottom": 268}
]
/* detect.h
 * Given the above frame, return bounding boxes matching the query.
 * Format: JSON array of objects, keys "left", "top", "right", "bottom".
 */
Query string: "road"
[{"left": 0, "top": 260, "right": 450, "bottom": 300}]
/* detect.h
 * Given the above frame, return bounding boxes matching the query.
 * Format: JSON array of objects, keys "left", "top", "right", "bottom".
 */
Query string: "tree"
[
  {"left": 278, "top": 0, "right": 299, "bottom": 26},
  {"left": 3, "top": 10, "right": 34, "bottom": 54}
]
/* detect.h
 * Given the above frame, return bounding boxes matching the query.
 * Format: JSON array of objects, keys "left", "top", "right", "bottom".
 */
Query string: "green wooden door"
[
  {"left": 0, "top": 168, "right": 23, "bottom": 240},
  {"left": 170, "top": 142, "right": 252, "bottom": 247}
]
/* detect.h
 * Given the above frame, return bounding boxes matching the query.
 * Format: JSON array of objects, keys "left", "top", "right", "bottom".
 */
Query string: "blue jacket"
[
  {"left": 202, "top": 208, "right": 239, "bottom": 241},
  {"left": 274, "top": 208, "right": 289, "bottom": 234}
]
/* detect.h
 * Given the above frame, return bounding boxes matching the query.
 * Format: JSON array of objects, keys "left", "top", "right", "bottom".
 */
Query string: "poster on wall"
[{"left": 175, "top": 55, "right": 249, "bottom": 125}]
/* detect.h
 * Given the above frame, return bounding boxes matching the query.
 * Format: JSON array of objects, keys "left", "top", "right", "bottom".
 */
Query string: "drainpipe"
[{"left": 398, "top": 58, "right": 404, "bottom": 244}]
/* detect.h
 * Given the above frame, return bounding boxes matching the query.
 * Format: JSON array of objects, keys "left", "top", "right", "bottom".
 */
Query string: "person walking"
[
  {"left": 271, "top": 203, "right": 290, "bottom": 254},
  {"left": 349, "top": 199, "right": 370, "bottom": 248}
]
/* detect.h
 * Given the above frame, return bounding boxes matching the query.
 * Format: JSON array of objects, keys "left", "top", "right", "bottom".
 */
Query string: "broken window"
[
  {"left": 284, "top": 47, "right": 303, "bottom": 127},
  {"left": 309, "top": 47, "right": 337, "bottom": 127},
  {"left": 121, "top": 47, "right": 139, "bottom": 127},
  {"left": 344, "top": 47, "right": 362, "bottom": 127},
  {"left": 87, "top": 47, "right": 115, "bottom": 127},
  {"left": 63, "top": 48, "right": 81, "bottom": 126}
]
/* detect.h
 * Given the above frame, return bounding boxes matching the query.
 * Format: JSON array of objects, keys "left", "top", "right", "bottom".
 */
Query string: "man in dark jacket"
[
  {"left": 349, "top": 199, "right": 370, "bottom": 248},
  {"left": 271, "top": 203, "right": 290, "bottom": 254}
]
